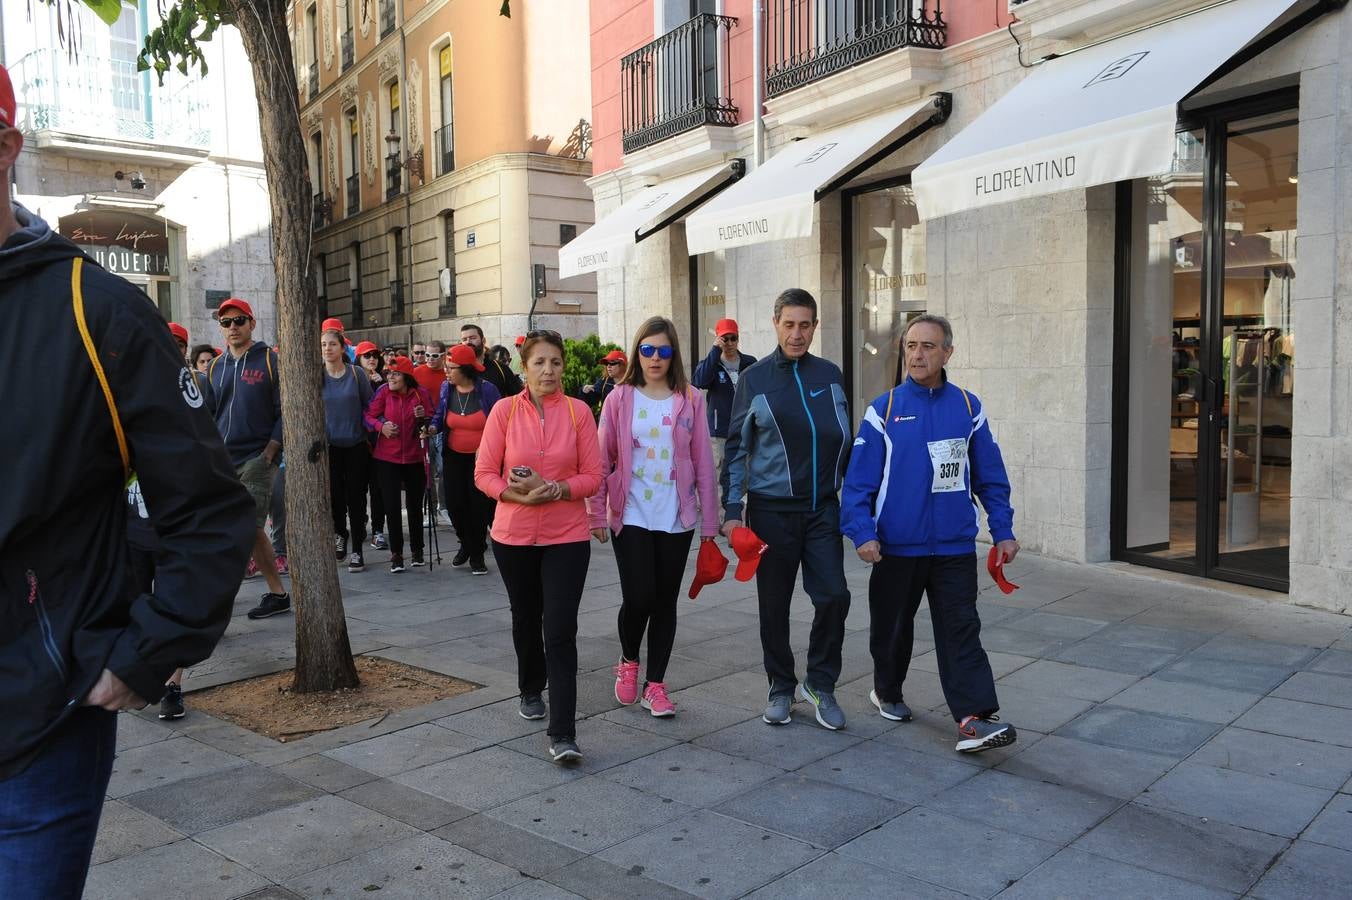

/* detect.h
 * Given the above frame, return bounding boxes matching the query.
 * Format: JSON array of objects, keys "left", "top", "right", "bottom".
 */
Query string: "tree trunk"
[{"left": 232, "top": 0, "right": 359, "bottom": 692}]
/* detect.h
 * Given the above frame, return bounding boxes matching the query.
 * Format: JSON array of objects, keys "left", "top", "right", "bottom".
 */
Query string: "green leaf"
[{"left": 81, "top": 0, "right": 124, "bottom": 26}]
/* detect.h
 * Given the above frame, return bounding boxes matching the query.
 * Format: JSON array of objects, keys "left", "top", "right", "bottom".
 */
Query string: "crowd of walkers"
[{"left": 3, "top": 57, "right": 1027, "bottom": 897}]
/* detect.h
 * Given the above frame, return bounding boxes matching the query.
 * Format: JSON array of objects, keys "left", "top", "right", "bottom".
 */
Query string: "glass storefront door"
[
  {"left": 847, "top": 182, "right": 926, "bottom": 421},
  {"left": 1117, "top": 98, "right": 1297, "bottom": 590}
]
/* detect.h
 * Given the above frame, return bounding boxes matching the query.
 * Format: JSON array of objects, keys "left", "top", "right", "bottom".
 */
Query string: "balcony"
[
  {"left": 341, "top": 30, "right": 354, "bottom": 71},
  {"left": 765, "top": 0, "right": 946, "bottom": 99},
  {"left": 434, "top": 123, "right": 455, "bottom": 177},
  {"left": 621, "top": 14, "right": 738, "bottom": 156},
  {"left": 380, "top": 0, "right": 396, "bottom": 38},
  {"left": 389, "top": 280, "right": 405, "bottom": 324},
  {"left": 307, "top": 62, "right": 319, "bottom": 100},
  {"left": 8, "top": 49, "right": 210, "bottom": 153},
  {"left": 313, "top": 193, "right": 331, "bottom": 229},
  {"left": 346, "top": 173, "right": 360, "bottom": 217}
]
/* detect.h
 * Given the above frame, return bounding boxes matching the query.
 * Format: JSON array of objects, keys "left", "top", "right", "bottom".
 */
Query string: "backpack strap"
[
  {"left": 883, "top": 387, "right": 895, "bottom": 424},
  {"left": 957, "top": 386, "right": 973, "bottom": 419},
  {"left": 266, "top": 347, "right": 276, "bottom": 383},
  {"left": 72, "top": 258, "right": 130, "bottom": 480}
]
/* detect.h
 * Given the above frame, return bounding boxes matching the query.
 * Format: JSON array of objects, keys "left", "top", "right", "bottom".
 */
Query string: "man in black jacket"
[
  {"left": 0, "top": 63, "right": 254, "bottom": 899},
  {"left": 691, "top": 317, "right": 756, "bottom": 496},
  {"left": 460, "top": 323, "right": 522, "bottom": 396},
  {"left": 722, "top": 289, "right": 852, "bottom": 732}
]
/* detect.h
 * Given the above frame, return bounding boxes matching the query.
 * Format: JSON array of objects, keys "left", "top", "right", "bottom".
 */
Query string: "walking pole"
[{"left": 421, "top": 432, "right": 441, "bottom": 569}]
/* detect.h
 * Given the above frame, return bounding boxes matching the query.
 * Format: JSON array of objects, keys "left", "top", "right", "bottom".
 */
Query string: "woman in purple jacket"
[
  {"left": 364, "top": 356, "right": 434, "bottom": 573},
  {"left": 588, "top": 317, "right": 719, "bottom": 717}
]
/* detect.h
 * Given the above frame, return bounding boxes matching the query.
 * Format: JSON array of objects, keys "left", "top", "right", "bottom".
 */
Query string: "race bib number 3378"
[{"left": 927, "top": 439, "right": 968, "bottom": 493}]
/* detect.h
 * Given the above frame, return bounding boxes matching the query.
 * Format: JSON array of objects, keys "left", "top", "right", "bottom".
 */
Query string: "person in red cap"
[
  {"left": 321, "top": 316, "right": 356, "bottom": 363},
  {"left": 354, "top": 340, "right": 389, "bottom": 549},
  {"left": 692, "top": 316, "right": 756, "bottom": 490},
  {"left": 587, "top": 317, "right": 719, "bottom": 719},
  {"left": 0, "top": 60, "right": 255, "bottom": 898},
  {"left": 411, "top": 340, "right": 452, "bottom": 526},
  {"left": 204, "top": 298, "right": 292, "bottom": 619},
  {"left": 425, "top": 343, "right": 503, "bottom": 574},
  {"left": 841, "top": 314, "right": 1019, "bottom": 754},
  {"left": 721, "top": 289, "right": 852, "bottom": 731},
  {"left": 576, "top": 348, "right": 625, "bottom": 407},
  {"left": 364, "top": 355, "right": 435, "bottom": 571},
  {"left": 166, "top": 323, "right": 216, "bottom": 417},
  {"left": 321, "top": 324, "right": 374, "bottom": 573}
]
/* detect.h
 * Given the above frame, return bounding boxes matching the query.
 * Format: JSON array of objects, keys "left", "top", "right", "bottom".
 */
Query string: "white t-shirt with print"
[{"left": 622, "top": 391, "right": 685, "bottom": 533}]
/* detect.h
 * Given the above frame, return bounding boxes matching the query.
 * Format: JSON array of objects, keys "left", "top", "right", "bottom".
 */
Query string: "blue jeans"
[{"left": 0, "top": 708, "right": 118, "bottom": 899}]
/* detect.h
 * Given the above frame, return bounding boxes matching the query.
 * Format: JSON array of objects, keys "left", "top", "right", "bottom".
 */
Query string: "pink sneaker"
[
  {"left": 641, "top": 682, "right": 676, "bottom": 718},
  {"left": 244, "top": 559, "right": 259, "bottom": 579},
  {"left": 613, "top": 658, "right": 640, "bottom": 705},
  {"left": 274, "top": 554, "right": 289, "bottom": 576}
]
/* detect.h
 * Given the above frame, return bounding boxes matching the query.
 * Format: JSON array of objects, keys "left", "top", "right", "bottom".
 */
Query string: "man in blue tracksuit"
[
  {"left": 722, "top": 289, "right": 851, "bottom": 731},
  {"left": 841, "top": 314, "right": 1019, "bottom": 753}
]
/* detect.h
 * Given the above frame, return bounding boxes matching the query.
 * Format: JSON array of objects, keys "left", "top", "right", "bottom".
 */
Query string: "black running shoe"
[
  {"left": 451, "top": 548, "right": 471, "bottom": 568},
  {"left": 158, "top": 683, "right": 185, "bottom": 720},
  {"left": 518, "top": 693, "right": 546, "bottom": 720},
  {"left": 411, "top": 551, "right": 425, "bottom": 567},
  {"left": 247, "top": 592, "right": 291, "bottom": 619},
  {"left": 348, "top": 551, "right": 365, "bottom": 573},
  {"left": 334, "top": 534, "right": 347, "bottom": 561},
  {"left": 390, "top": 556, "right": 405, "bottom": 574},
  {"left": 470, "top": 556, "right": 488, "bottom": 576},
  {"left": 549, "top": 739, "right": 582, "bottom": 764}
]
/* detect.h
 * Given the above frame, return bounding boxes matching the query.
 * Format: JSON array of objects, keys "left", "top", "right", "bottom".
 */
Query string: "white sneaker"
[{"left": 438, "top": 510, "right": 453, "bottom": 527}]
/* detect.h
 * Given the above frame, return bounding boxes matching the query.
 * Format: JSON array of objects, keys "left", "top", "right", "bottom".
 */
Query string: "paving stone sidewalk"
[{"left": 87, "top": 536, "right": 1352, "bottom": 899}]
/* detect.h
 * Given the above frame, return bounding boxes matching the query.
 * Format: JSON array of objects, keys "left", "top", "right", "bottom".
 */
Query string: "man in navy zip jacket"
[
  {"left": 841, "top": 314, "right": 1019, "bottom": 754},
  {"left": 691, "top": 317, "right": 756, "bottom": 498},
  {"left": 722, "top": 289, "right": 852, "bottom": 731},
  {"left": 205, "top": 297, "right": 290, "bottom": 620}
]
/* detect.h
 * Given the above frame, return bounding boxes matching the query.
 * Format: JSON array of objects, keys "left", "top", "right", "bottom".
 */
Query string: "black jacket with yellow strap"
[{"left": 0, "top": 205, "right": 254, "bottom": 779}]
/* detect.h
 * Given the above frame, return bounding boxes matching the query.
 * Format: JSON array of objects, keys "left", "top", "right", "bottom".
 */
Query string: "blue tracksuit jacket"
[{"left": 840, "top": 374, "right": 1015, "bottom": 557}]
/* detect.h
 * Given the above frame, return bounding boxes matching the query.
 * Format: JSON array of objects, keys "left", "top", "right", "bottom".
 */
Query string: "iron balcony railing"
[
  {"left": 389, "top": 280, "right": 405, "bottom": 324},
  {"left": 380, "top": 0, "right": 396, "bottom": 38},
  {"left": 8, "top": 49, "right": 210, "bottom": 149},
  {"left": 385, "top": 153, "right": 402, "bottom": 200},
  {"left": 621, "top": 14, "right": 738, "bottom": 155},
  {"left": 341, "top": 30, "right": 354, "bottom": 71},
  {"left": 765, "top": 0, "right": 946, "bottom": 99},
  {"left": 307, "top": 62, "right": 318, "bottom": 100},
  {"left": 346, "top": 174, "right": 360, "bottom": 217},
  {"left": 312, "top": 193, "right": 331, "bottom": 229},
  {"left": 435, "top": 123, "right": 455, "bottom": 177}
]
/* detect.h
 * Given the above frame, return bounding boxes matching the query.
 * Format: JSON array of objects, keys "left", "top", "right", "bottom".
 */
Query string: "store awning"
[
  {"left": 559, "top": 161, "right": 744, "bottom": 280},
  {"left": 912, "top": 0, "right": 1301, "bottom": 219},
  {"left": 685, "top": 94, "right": 951, "bottom": 255}
]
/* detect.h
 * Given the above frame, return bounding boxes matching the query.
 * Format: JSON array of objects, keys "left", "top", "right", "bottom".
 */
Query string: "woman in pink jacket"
[
  {"left": 474, "top": 330, "right": 601, "bottom": 763},
  {"left": 364, "top": 356, "right": 434, "bottom": 573},
  {"left": 588, "top": 317, "right": 718, "bottom": 719}
]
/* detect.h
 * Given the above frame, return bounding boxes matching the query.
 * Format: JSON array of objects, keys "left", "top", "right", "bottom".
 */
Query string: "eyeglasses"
[
  {"left": 219, "top": 315, "right": 250, "bottom": 328},
  {"left": 639, "top": 343, "right": 673, "bottom": 360}
]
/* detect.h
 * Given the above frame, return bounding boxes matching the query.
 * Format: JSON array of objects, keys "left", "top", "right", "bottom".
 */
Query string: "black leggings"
[
  {"left": 330, "top": 443, "right": 371, "bottom": 545},
  {"left": 374, "top": 460, "right": 426, "bottom": 557},
  {"left": 442, "top": 448, "right": 495, "bottom": 556},
  {"left": 612, "top": 526, "right": 694, "bottom": 684},
  {"left": 492, "top": 540, "right": 590, "bottom": 740}
]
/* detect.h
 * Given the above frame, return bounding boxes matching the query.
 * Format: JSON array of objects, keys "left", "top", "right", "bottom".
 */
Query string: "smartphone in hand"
[{"left": 511, "top": 465, "right": 533, "bottom": 478}]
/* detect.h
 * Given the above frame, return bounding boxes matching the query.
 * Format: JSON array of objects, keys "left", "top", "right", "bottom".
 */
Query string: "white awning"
[
  {"left": 912, "top": 0, "right": 1298, "bottom": 220},
  {"left": 685, "top": 95, "right": 948, "bottom": 255},
  {"left": 558, "top": 162, "right": 743, "bottom": 280}
]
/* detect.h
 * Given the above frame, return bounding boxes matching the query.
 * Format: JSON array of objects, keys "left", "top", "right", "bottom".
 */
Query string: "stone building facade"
[{"left": 578, "top": 0, "right": 1351, "bottom": 610}]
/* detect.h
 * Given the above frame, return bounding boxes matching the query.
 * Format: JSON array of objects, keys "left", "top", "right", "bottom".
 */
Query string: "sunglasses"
[
  {"left": 412, "top": 350, "right": 426, "bottom": 356},
  {"left": 721, "top": 335, "right": 739, "bottom": 342},
  {"left": 604, "top": 360, "right": 624, "bottom": 366},
  {"left": 426, "top": 352, "right": 442, "bottom": 359},
  {"left": 639, "top": 343, "right": 673, "bottom": 360},
  {"left": 219, "top": 315, "right": 250, "bottom": 328},
  {"left": 361, "top": 352, "right": 380, "bottom": 359}
]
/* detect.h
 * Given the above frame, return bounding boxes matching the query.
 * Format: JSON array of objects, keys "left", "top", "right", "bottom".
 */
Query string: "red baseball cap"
[
  {"left": 321, "top": 317, "right": 345, "bottom": 333},
  {"left": 514, "top": 334, "right": 526, "bottom": 346},
  {"left": 354, "top": 340, "right": 379, "bottom": 357},
  {"left": 167, "top": 322, "right": 189, "bottom": 344},
  {"left": 688, "top": 539, "right": 729, "bottom": 599},
  {"left": 447, "top": 343, "right": 486, "bottom": 371},
  {"left": 387, "top": 356, "right": 417, "bottom": 377},
  {"left": 603, "top": 349, "right": 627, "bottom": 364},
  {"left": 0, "top": 64, "right": 15, "bottom": 130},
  {"left": 715, "top": 318, "right": 739, "bottom": 337},
  {"left": 986, "top": 546, "right": 1020, "bottom": 594},
  {"left": 218, "top": 297, "right": 254, "bottom": 319},
  {"left": 730, "top": 526, "right": 768, "bottom": 581}
]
